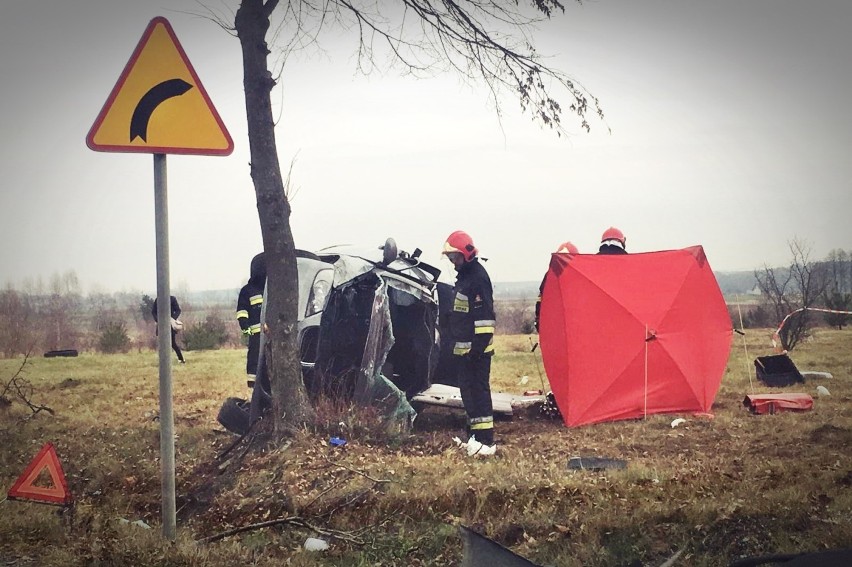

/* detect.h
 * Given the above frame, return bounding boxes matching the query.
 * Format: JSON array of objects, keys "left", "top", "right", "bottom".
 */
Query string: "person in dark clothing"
[
  {"left": 598, "top": 226, "right": 628, "bottom": 255},
  {"left": 535, "top": 241, "right": 578, "bottom": 333},
  {"left": 236, "top": 253, "right": 266, "bottom": 389},
  {"left": 152, "top": 295, "right": 185, "bottom": 363},
  {"left": 442, "top": 230, "right": 497, "bottom": 454}
]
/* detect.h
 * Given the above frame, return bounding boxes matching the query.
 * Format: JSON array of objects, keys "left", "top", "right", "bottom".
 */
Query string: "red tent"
[{"left": 539, "top": 246, "right": 732, "bottom": 427}]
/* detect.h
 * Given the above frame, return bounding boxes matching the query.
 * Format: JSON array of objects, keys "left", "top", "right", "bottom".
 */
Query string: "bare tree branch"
[
  {"left": 198, "top": 514, "right": 365, "bottom": 544},
  {"left": 260, "top": 0, "right": 603, "bottom": 134},
  {"left": 756, "top": 238, "right": 826, "bottom": 350},
  {"left": 1, "top": 353, "right": 54, "bottom": 419}
]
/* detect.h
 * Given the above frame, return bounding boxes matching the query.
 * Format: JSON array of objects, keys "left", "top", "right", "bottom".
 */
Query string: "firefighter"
[
  {"left": 236, "top": 252, "right": 266, "bottom": 389},
  {"left": 442, "top": 230, "right": 497, "bottom": 454},
  {"left": 535, "top": 241, "right": 578, "bottom": 332},
  {"left": 151, "top": 295, "right": 185, "bottom": 363},
  {"left": 598, "top": 227, "right": 628, "bottom": 255}
]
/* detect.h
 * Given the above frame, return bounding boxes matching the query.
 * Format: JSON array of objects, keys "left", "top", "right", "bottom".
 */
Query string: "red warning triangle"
[{"left": 7, "top": 443, "right": 72, "bottom": 506}]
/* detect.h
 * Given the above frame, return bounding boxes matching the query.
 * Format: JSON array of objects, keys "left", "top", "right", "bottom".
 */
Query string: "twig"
[
  {"left": 216, "top": 427, "right": 252, "bottom": 462},
  {"left": 301, "top": 483, "right": 339, "bottom": 513},
  {"left": 320, "top": 453, "right": 392, "bottom": 484},
  {"left": 317, "top": 487, "right": 372, "bottom": 520},
  {"left": 198, "top": 515, "right": 364, "bottom": 545},
  {"left": 658, "top": 549, "right": 684, "bottom": 567},
  {"left": 2, "top": 352, "right": 54, "bottom": 417}
]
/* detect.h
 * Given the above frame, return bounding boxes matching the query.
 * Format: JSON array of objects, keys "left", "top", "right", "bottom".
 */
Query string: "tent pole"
[
  {"left": 643, "top": 324, "right": 649, "bottom": 420},
  {"left": 736, "top": 295, "right": 754, "bottom": 393}
]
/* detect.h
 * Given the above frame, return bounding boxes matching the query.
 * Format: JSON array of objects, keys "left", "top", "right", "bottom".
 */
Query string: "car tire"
[{"left": 217, "top": 397, "right": 250, "bottom": 435}]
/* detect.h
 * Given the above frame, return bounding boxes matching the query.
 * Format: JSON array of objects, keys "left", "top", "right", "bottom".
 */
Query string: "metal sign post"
[
  {"left": 86, "top": 17, "right": 233, "bottom": 540},
  {"left": 153, "top": 153, "right": 176, "bottom": 539}
]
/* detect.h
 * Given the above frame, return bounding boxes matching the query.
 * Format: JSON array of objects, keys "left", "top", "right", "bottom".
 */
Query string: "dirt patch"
[{"left": 809, "top": 424, "right": 852, "bottom": 445}]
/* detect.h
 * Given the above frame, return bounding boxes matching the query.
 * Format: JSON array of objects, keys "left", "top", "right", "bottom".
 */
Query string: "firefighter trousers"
[{"left": 457, "top": 355, "right": 494, "bottom": 445}]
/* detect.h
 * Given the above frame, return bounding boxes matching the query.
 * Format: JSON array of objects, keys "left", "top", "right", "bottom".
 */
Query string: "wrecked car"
[{"left": 218, "top": 239, "right": 443, "bottom": 434}]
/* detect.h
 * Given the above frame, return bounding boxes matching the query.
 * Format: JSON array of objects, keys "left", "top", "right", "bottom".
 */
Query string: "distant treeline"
[{"left": 3, "top": 248, "right": 849, "bottom": 357}]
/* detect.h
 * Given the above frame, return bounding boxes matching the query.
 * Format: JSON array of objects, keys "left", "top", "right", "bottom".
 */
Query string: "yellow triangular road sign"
[{"left": 86, "top": 17, "right": 233, "bottom": 155}]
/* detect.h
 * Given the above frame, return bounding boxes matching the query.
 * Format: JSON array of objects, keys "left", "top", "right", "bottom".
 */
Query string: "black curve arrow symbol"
[{"left": 130, "top": 78, "right": 193, "bottom": 142}]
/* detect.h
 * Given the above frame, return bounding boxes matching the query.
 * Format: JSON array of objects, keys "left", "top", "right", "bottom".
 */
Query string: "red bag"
[{"left": 743, "top": 393, "right": 813, "bottom": 415}]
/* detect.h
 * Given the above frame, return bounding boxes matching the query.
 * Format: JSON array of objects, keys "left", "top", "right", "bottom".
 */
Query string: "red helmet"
[
  {"left": 556, "top": 241, "right": 579, "bottom": 254},
  {"left": 442, "top": 230, "right": 478, "bottom": 262},
  {"left": 601, "top": 227, "right": 626, "bottom": 246}
]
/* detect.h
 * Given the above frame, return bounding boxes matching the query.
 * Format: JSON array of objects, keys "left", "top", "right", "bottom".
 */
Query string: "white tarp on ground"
[{"left": 411, "top": 384, "right": 546, "bottom": 416}]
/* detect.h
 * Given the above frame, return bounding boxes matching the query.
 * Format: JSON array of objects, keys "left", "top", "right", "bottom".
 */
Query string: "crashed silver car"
[
  {"left": 218, "top": 239, "right": 444, "bottom": 434},
  {"left": 301, "top": 240, "right": 444, "bottom": 401}
]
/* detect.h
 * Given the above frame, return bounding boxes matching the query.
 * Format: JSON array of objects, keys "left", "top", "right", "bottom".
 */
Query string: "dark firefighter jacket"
[
  {"left": 236, "top": 280, "right": 264, "bottom": 338},
  {"left": 598, "top": 243, "right": 628, "bottom": 255},
  {"left": 447, "top": 258, "right": 496, "bottom": 358}
]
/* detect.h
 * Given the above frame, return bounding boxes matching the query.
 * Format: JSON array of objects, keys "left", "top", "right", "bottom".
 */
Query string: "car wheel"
[{"left": 217, "top": 397, "right": 250, "bottom": 435}]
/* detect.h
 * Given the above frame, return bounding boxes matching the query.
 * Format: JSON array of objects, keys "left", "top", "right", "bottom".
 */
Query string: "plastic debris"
[
  {"left": 801, "top": 371, "right": 833, "bottom": 380},
  {"left": 304, "top": 537, "right": 329, "bottom": 551},
  {"left": 329, "top": 436, "right": 347, "bottom": 447},
  {"left": 119, "top": 518, "right": 151, "bottom": 529},
  {"left": 670, "top": 418, "right": 687, "bottom": 428},
  {"left": 816, "top": 385, "right": 831, "bottom": 397},
  {"left": 453, "top": 436, "right": 497, "bottom": 457},
  {"left": 519, "top": 375, "right": 530, "bottom": 385}
]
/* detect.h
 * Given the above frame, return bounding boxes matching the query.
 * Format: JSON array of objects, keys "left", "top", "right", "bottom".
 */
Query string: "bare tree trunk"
[{"left": 235, "top": 0, "right": 315, "bottom": 434}]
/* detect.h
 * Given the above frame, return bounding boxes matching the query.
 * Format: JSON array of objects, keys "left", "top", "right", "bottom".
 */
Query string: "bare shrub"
[
  {"left": 40, "top": 271, "right": 83, "bottom": 352},
  {"left": 0, "top": 287, "right": 37, "bottom": 358},
  {"left": 755, "top": 238, "right": 827, "bottom": 350},
  {"left": 494, "top": 300, "right": 535, "bottom": 335},
  {"left": 0, "top": 354, "right": 54, "bottom": 421}
]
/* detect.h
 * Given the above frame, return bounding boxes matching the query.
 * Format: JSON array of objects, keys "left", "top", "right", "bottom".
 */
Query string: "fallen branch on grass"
[
  {"left": 1, "top": 352, "right": 54, "bottom": 419},
  {"left": 198, "top": 515, "right": 364, "bottom": 545},
  {"left": 320, "top": 453, "right": 393, "bottom": 484}
]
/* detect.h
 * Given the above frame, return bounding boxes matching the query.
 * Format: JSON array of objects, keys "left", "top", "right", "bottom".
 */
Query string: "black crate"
[{"left": 754, "top": 354, "right": 804, "bottom": 387}]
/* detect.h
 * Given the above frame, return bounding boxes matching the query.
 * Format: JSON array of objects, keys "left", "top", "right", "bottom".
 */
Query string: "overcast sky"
[{"left": 1, "top": 0, "right": 850, "bottom": 294}]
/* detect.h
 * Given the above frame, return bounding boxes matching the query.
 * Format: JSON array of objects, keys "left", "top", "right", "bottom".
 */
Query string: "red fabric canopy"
[{"left": 539, "top": 246, "right": 732, "bottom": 427}]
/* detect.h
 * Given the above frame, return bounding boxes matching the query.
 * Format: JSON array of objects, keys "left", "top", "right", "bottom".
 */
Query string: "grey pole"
[{"left": 153, "top": 153, "right": 177, "bottom": 539}]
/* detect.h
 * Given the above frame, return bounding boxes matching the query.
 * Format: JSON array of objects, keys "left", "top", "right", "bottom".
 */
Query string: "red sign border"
[{"left": 7, "top": 442, "right": 73, "bottom": 506}]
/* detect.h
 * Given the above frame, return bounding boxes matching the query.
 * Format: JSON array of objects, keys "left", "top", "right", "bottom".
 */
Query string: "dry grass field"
[{"left": 1, "top": 329, "right": 850, "bottom": 566}]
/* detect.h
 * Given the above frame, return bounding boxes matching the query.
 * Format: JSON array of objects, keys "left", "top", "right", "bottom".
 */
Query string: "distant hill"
[
  {"left": 493, "top": 281, "right": 539, "bottom": 300},
  {"left": 714, "top": 271, "right": 760, "bottom": 296},
  {"left": 493, "top": 270, "right": 760, "bottom": 301},
  {"left": 184, "top": 288, "right": 239, "bottom": 307}
]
